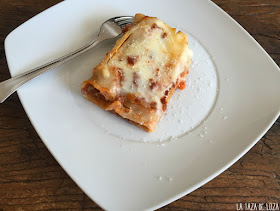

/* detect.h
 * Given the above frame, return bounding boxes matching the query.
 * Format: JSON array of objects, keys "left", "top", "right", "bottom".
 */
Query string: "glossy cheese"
[{"left": 81, "top": 14, "right": 192, "bottom": 132}]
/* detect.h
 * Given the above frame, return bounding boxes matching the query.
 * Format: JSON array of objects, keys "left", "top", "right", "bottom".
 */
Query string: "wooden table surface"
[{"left": 0, "top": 0, "right": 279, "bottom": 210}]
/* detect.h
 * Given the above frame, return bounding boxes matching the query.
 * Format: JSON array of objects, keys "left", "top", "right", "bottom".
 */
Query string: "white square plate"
[{"left": 5, "top": 0, "right": 280, "bottom": 210}]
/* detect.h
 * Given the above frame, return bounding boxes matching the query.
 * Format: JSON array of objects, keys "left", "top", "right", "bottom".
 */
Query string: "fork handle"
[{"left": 0, "top": 38, "right": 103, "bottom": 103}]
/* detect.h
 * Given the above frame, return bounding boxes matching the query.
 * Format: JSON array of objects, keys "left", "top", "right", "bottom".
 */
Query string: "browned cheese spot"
[
  {"left": 127, "top": 56, "right": 138, "bottom": 66},
  {"left": 133, "top": 72, "right": 139, "bottom": 87},
  {"left": 135, "top": 97, "right": 146, "bottom": 105},
  {"left": 117, "top": 68, "right": 124, "bottom": 86},
  {"left": 151, "top": 23, "right": 160, "bottom": 29},
  {"left": 150, "top": 102, "right": 157, "bottom": 110},
  {"left": 155, "top": 68, "right": 160, "bottom": 77},
  {"left": 149, "top": 79, "right": 160, "bottom": 90}
]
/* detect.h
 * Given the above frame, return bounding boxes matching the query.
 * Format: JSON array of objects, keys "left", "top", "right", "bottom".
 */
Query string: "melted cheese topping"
[
  {"left": 107, "top": 18, "right": 191, "bottom": 109},
  {"left": 81, "top": 14, "right": 192, "bottom": 132}
]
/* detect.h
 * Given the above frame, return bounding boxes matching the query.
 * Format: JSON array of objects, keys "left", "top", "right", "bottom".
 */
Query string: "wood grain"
[{"left": 0, "top": 0, "right": 279, "bottom": 210}]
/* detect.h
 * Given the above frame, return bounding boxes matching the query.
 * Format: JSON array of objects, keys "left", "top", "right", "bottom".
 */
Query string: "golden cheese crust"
[{"left": 81, "top": 13, "right": 192, "bottom": 132}]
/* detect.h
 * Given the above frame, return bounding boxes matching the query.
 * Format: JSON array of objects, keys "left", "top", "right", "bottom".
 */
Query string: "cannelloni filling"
[{"left": 81, "top": 13, "right": 192, "bottom": 132}]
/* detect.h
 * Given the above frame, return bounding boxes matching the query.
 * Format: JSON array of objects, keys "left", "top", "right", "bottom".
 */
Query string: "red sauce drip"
[
  {"left": 161, "top": 96, "right": 168, "bottom": 111},
  {"left": 178, "top": 81, "right": 186, "bottom": 90},
  {"left": 162, "top": 104, "right": 167, "bottom": 112},
  {"left": 161, "top": 96, "right": 167, "bottom": 104},
  {"left": 122, "top": 24, "right": 131, "bottom": 33}
]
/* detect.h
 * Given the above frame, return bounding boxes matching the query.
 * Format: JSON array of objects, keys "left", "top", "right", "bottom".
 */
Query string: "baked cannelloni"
[{"left": 81, "top": 13, "right": 192, "bottom": 132}]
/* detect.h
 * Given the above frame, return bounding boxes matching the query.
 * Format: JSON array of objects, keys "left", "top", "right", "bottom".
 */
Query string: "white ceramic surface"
[{"left": 4, "top": 0, "right": 280, "bottom": 210}]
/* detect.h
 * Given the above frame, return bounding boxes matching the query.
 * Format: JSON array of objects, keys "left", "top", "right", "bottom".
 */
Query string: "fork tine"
[
  {"left": 115, "top": 18, "right": 133, "bottom": 24},
  {"left": 114, "top": 17, "right": 133, "bottom": 24},
  {"left": 119, "top": 23, "right": 130, "bottom": 29},
  {"left": 116, "top": 18, "right": 133, "bottom": 23},
  {"left": 114, "top": 16, "right": 133, "bottom": 21},
  {"left": 115, "top": 19, "right": 133, "bottom": 29},
  {"left": 116, "top": 20, "right": 132, "bottom": 27}
]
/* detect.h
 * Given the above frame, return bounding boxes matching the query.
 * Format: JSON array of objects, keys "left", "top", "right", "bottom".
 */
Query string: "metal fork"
[{"left": 0, "top": 16, "right": 133, "bottom": 103}]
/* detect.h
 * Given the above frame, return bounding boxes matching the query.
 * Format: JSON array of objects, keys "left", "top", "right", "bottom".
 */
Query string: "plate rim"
[{"left": 4, "top": 0, "right": 280, "bottom": 210}]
